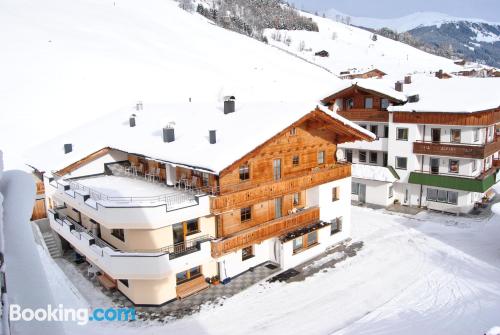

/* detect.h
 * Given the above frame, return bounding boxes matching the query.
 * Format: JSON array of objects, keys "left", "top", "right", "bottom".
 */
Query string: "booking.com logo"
[{"left": 10, "top": 304, "right": 135, "bottom": 325}]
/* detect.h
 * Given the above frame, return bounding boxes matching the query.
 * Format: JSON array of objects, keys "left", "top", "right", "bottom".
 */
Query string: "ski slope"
[
  {"left": 0, "top": 0, "right": 341, "bottom": 170},
  {"left": 263, "top": 13, "right": 462, "bottom": 78}
]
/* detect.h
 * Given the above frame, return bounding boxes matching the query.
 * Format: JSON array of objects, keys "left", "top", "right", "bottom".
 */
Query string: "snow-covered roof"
[
  {"left": 26, "top": 102, "right": 374, "bottom": 174},
  {"left": 388, "top": 75, "right": 500, "bottom": 113},
  {"left": 351, "top": 164, "right": 398, "bottom": 183},
  {"left": 323, "top": 79, "right": 408, "bottom": 102}
]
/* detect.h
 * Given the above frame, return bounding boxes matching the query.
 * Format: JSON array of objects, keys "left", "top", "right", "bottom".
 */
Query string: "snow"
[
  {"left": 35, "top": 205, "right": 500, "bottom": 334},
  {"left": 351, "top": 164, "right": 398, "bottom": 183},
  {"left": 263, "top": 13, "right": 463, "bottom": 79},
  {"left": 325, "top": 9, "right": 500, "bottom": 32},
  {"left": 0, "top": 0, "right": 342, "bottom": 171},
  {"left": 26, "top": 102, "right": 371, "bottom": 174}
]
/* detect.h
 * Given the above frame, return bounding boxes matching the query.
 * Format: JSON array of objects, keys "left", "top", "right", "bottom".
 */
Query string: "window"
[
  {"left": 431, "top": 128, "right": 441, "bottom": 142},
  {"left": 383, "top": 153, "right": 388, "bottom": 167},
  {"left": 388, "top": 186, "right": 393, "bottom": 198},
  {"left": 202, "top": 172, "right": 209, "bottom": 187},
  {"left": 242, "top": 245, "right": 254, "bottom": 261},
  {"left": 473, "top": 129, "right": 479, "bottom": 142},
  {"left": 472, "top": 160, "right": 477, "bottom": 172},
  {"left": 449, "top": 159, "right": 459, "bottom": 174},
  {"left": 352, "top": 182, "right": 360, "bottom": 195},
  {"left": 186, "top": 219, "right": 200, "bottom": 236},
  {"left": 346, "top": 149, "right": 353, "bottom": 163},
  {"left": 176, "top": 266, "right": 202, "bottom": 285},
  {"left": 332, "top": 187, "right": 340, "bottom": 201},
  {"left": 381, "top": 98, "right": 390, "bottom": 110},
  {"left": 119, "top": 279, "right": 129, "bottom": 287},
  {"left": 395, "top": 157, "right": 407, "bottom": 170},
  {"left": 370, "top": 125, "right": 378, "bottom": 137},
  {"left": 273, "top": 159, "right": 281, "bottom": 181},
  {"left": 383, "top": 125, "right": 389, "bottom": 138},
  {"left": 427, "top": 188, "right": 459, "bottom": 208},
  {"left": 239, "top": 164, "right": 250, "bottom": 181},
  {"left": 369, "top": 151, "right": 378, "bottom": 164},
  {"left": 241, "top": 206, "right": 252, "bottom": 222},
  {"left": 317, "top": 151, "right": 325, "bottom": 164},
  {"left": 292, "top": 155, "right": 300, "bottom": 166},
  {"left": 359, "top": 124, "right": 367, "bottom": 129},
  {"left": 307, "top": 231, "right": 318, "bottom": 246},
  {"left": 275, "top": 197, "right": 282, "bottom": 219},
  {"left": 289, "top": 127, "right": 297, "bottom": 136},
  {"left": 345, "top": 98, "right": 354, "bottom": 110},
  {"left": 293, "top": 237, "right": 303, "bottom": 253},
  {"left": 364, "top": 97, "right": 373, "bottom": 109},
  {"left": 451, "top": 129, "right": 461, "bottom": 143},
  {"left": 331, "top": 217, "right": 343, "bottom": 235},
  {"left": 111, "top": 229, "right": 125, "bottom": 242},
  {"left": 396, "top": 128, "right": 408, "bottom": 141},
  {"left": 359, "top": 151, "right": 367, "bottom": 163},
  {"left": 293, "top": 192, "right": 300, "bottom": 206},
  {"left": 430, "top": 158, "right": 440, "bottom": 174}
]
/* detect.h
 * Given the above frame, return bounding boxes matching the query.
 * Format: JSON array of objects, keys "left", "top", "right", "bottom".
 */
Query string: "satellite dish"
[{"left": 336, "top": 149, "right": 345, "bottom": 161}]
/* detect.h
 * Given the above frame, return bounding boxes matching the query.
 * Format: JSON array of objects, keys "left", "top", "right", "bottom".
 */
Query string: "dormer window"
[
  {"left": 289, "top": 127, "right": 297, "bottom": 136},
  {"left": 381, "top": 98, "right": 390, "bottom": 110},
  {"left": 239, "top": 164, "right": 250, "bottom": 181},
  {"left": 364, "top": 97, "right": 373, "bottom": 109},
  {"left": 345, "top": 98, "right": 354, "bottom": 110}
]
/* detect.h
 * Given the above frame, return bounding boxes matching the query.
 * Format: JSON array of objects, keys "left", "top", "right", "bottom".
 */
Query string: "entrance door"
[
  {"left": 173, "top": 223, "right": 185, "bottom": 245},
  {"left": 358, "top": 184, "right": 366, "bottom": 203},
  {"left": 431, "top": 128, "right": 441, "bottom": 143},
  {"left": 430, "top": 158, "right": 440, "bottom": 174}
]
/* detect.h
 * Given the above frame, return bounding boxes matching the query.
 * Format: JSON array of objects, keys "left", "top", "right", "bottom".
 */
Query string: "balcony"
[
  {"left": 48, "top": 173, "right": 212, "bottom": 229},
  {"left": 339, "top": 137, "right": 388, "bottom": 151},
  {"left": 408, "top": 169, "right": 497, "bottom": 193},
  {"left": 211, "top": 164, "right": 350, "bottom": 214},
  {"left": 48, "top": 209, "right": 213, "bottom": 279},
  {"left": 337, "top": 109, "right": 389, "bottom": 122},
  {"left": 211, "top": 206, "right": 320, "bottom": 257},
  {"left": 413, "top": 138, "right": 500, "bottom": 159}
]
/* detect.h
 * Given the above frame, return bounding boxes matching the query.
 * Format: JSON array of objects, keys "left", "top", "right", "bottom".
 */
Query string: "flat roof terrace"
[{"left": 66, "top": 174, "right": 202, "bottom": 210}]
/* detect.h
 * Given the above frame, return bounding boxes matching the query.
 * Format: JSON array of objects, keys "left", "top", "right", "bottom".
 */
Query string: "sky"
[{"left": 291, "top": 0, "right": 500, "bottom": 22}]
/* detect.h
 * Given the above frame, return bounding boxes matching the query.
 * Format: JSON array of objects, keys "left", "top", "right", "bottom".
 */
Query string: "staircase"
[{"left": 41, "top": 231, "right": 62, "bottom": 258}]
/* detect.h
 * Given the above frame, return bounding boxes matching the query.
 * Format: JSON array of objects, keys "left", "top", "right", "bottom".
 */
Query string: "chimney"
[
  {"left": 163, "top": 126, "right": 175, "bottom": 143},
  {"left": 209, "top": 130, "right": 216, "bottom": 144},
  {"left": 129, "top": 114, "right": 136, "bottom": 127},
  {"left": 224, "top": 96, "right": 235, "bottom": 114},
  {"left": 64, "top": 143, "right": 72, "bottom": 154},
  {"left": 436, "top": 69, "right": 443, "bottom": 79},
  {"left": 404, "top": 75, "right": 412, "bottom": 84},
  {"left": 408, "top": 94, "right": 420, "bottom": 103},
  {"left": 395, "top": 81, "right": 403, "bottom": 92}
]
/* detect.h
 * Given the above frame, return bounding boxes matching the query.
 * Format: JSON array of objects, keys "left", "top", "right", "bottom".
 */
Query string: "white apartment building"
[
  {"left": 29, "top": 101, "right": 373, "bottom": 305},
  {"left": 322, "top": 75, "right": 500, "bottom": 214}
]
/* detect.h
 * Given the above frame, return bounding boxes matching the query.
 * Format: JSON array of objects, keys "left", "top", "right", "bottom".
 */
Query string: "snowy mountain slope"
[
  {"left": 325, "top": 8, "right": 500, "bottom": 32},
  {"left": 0, "top": 0, "right": 340, "bottom": 170},
  {"left": 263, "top": 13, "right": 462, "bottom": 77}
]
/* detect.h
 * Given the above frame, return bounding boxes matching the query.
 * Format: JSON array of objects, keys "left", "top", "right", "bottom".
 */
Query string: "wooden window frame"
[
  {"left": 289, "top": 127, "right": 297, "bottom": 136},
  {"left": 273, "top": 159, "right": 281, "bottom": 181},
  {"left": 381, "top": 98, "right": 390, "bottom": 110},
  {"left": 345, "top": 98, "right": 354, "bottom": 110},
  {"left": 292, "top": 155, "right": 300, "bottom": 166},
  {"left": 242, "top": 245, "right": 255, "bottom": 261},
  {"left": 317, "top": 151, "right": 325, "bottom": 165},
  {"left": 293, "top": 192, "right": 300, "bottom": 207},
  {"left": 364, "top": 97, "right": 374, "bottom": 109},
  {"left": 239, "top": 164, "right": 250, "bottom": 181},
  {"left": 293, "top": 231, "right": 319, "bottom": 254},
  {"left": 185, "top": 218, "right": 200, "bottom": 236},
  {"left": 176, "top": 266, "right": 202, "bottom": 285},
  {"left": 240, "top": 206, "right": 252, "bottom": 222}
]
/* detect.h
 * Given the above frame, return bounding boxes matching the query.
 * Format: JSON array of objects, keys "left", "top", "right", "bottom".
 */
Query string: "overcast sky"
[{"left": 290, "top": 0, "right": 500, "bottom": 22}]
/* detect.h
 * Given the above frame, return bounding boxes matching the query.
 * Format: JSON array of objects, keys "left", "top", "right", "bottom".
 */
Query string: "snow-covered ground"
[{"left": 40, "top": 205, "right": 500, "bottom": 335}]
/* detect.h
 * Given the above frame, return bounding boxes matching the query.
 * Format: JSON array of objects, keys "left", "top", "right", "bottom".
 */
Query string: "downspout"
[{"left": 419, "top": 124, "right": 425, "bottom": 208}]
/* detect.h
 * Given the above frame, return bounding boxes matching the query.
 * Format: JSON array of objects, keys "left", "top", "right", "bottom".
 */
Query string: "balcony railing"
[
  {"left": 211, "top": 164, "right": 350, "bottom": 214},
  {"left": 413, "top": 138, "right": 500, "bottom": 159},
  {"left": 211, "top": 206, "right": 320, "bottom": 257},
  {"left": 50, "top": 209, "right": 212, "bottom": 259},
  {"left": 337, "top": 109, "right": 389, "bottom": 122}
]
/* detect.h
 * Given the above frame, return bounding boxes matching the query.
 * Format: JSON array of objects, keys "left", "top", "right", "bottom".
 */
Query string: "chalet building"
[
  {"left": 29, "top": 101, "right": 373, "bottom": 305},
  {"left": 322, "top": 75, "right": 500, "bottom": 214},
  {"left": 339, "top": 68, "right": 386, "bottom": 80}
]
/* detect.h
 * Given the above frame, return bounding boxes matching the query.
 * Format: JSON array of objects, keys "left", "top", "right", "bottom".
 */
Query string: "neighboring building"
[
  {"left": 322, "top": 75, "right": 500, "bottom": 214},
  {"left": 29, "top": 101, "right": 373, "bottom": 306},
  {"left": 339, "top": 68, "right": 386, "bottom": 80}
]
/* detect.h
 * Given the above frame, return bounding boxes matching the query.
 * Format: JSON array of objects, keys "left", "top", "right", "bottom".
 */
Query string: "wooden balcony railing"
[
  {"left": 413, "top": 138, "right": 500, "bottom": 159},
  {"left": 493, "top": 159, "right": 500, "bottom": 168},
  {"left": 210, "top": 164, "right": 351, "bottom": 214},
  {"left": 337, "top": 109, "right": 389, "bottom": 122},
  {"left": 211, "top": 206, "right": 320, "bottom": 258}
]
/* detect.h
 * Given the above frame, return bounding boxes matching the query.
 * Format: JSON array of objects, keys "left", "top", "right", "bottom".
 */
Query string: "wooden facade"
[
  {"left": 211, "top": 206, "right": 320, "bottom": 257},
  {"left": 393, "top": 109, "right": 500, "bottom": 126},
  {"left": 413, "top": 138, "right": 500, "bottom": 159},
  {"left": 337, "top": 109, "right": 389, "bottom": 122},
  {"left": 56, "top": 147, "right": 111, "bottom": 176}
]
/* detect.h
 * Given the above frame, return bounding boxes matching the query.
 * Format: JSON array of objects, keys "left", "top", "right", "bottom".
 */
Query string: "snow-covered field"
[{"left": 40, "top": 205, "right": 500, "bottom": 335}]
